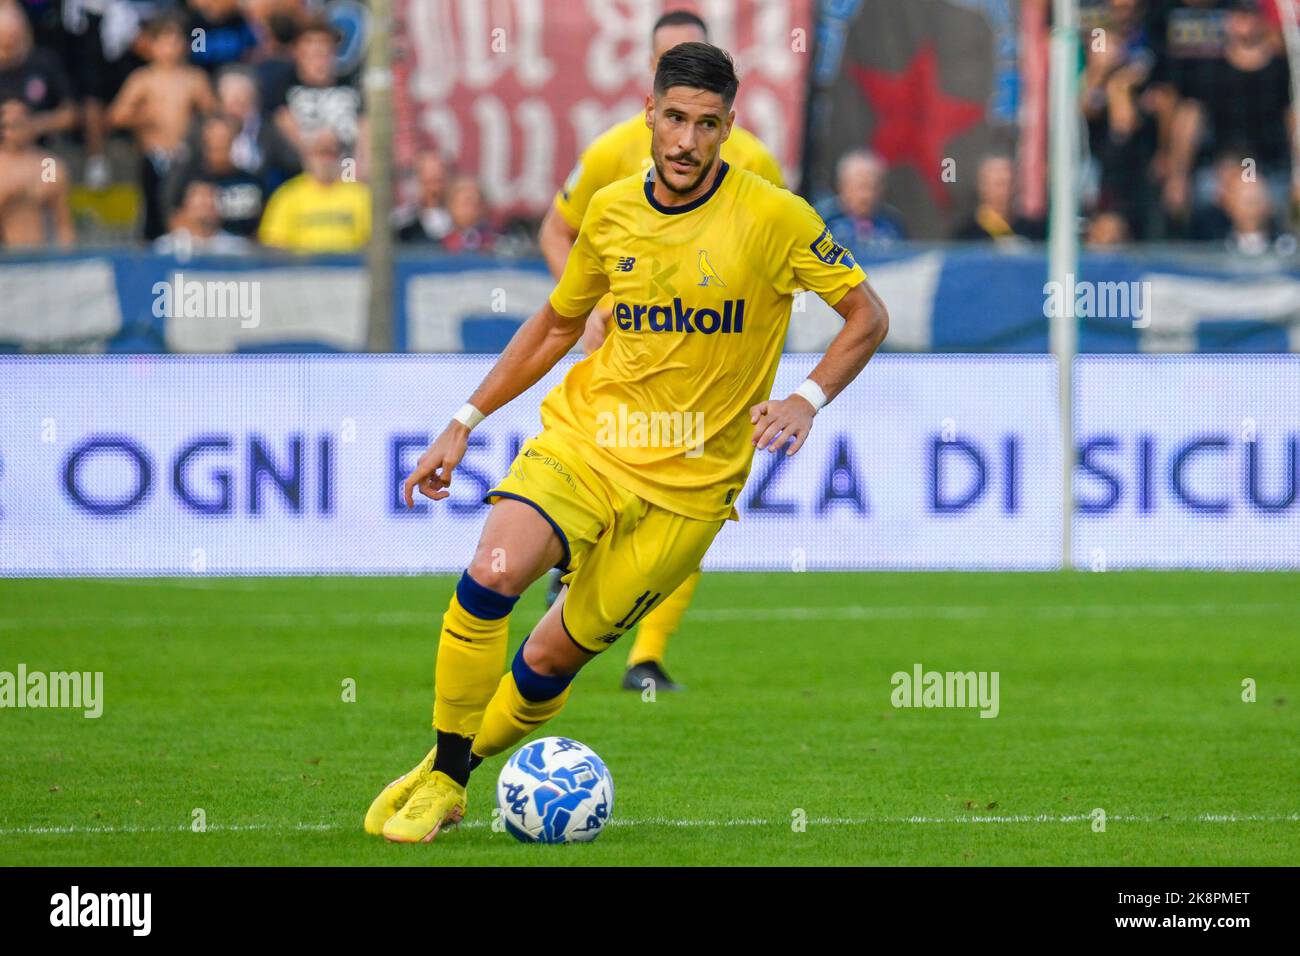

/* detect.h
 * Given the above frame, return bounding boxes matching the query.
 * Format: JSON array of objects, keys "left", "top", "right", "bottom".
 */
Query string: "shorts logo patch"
[
  {"left": 616, "top": 256, "right": 636, "bottom": 272},
  {"left": 595, "top": 632, "right": 623, "bottom": 644},
  {"left": 523, "top": 448, "right": 576, "bottom": 489}
]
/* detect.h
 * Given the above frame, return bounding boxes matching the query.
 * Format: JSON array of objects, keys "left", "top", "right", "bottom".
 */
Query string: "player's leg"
[
  {"left": 471, "top": 506, "right": 726, "bottom": 762},
  {"left": 379, "top": 431, "right": 612, "bottom": 842},
  {"left": 368, "top": 498, "right": 561, "bottom": 839},
  {"left": 621, "top": 566, "right": 703, "bottom": 692}
]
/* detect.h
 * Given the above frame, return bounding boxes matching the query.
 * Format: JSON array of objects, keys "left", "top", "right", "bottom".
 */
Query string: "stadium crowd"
[{"left": 0, "top": 0, "right": 1297, "bottom": 254}]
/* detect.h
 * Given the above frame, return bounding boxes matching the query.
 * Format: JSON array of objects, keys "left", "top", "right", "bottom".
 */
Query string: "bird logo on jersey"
[{"left": 697, "top": 250, "right": 726, "bottom": 288}]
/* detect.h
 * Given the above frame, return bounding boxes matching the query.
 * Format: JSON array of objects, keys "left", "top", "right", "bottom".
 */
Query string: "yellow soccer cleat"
[
  {"left": 363, "top": 745, "right": 437, "bottom": 836},
  {"left": 381, "top": 771, "right": 467, "bottom": 844}
]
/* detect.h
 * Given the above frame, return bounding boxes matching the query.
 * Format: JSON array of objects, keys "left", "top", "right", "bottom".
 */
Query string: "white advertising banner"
[
  {"left": 1073, "top": 357, "right": 1300, "bottom": 568},
  {"left": 0, "top": 355, "right": 1063, "bottom": 574}
]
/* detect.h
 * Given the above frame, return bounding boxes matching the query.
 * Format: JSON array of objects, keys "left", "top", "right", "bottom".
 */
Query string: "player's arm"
[
  {"left": 402, "top": 301, "right": 589, "bottom": 506},
  {"left": 538, "top": 205, "right": 577, "bottom": 279},
  {"left": 404, "top": 214, "right": 610, "bottom": 506},
  {"left": 751, "top": 285, "right": 889, "bottom": 456}
]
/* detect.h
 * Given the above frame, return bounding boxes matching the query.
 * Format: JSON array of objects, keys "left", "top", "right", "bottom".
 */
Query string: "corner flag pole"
[{"left": 1048, "top": 0, "right": 1080, "bottom": 569}]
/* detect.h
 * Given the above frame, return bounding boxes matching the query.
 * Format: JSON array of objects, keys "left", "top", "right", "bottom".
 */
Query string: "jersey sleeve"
[
  {"left": 552, "top": 131, "right": 621, "bottom": 231},
  {"left": 548, "top": 213, "right": 610, "bottom": 317},
  {"left": 771, "top": 192, "right": 867, "bottom": 308}
]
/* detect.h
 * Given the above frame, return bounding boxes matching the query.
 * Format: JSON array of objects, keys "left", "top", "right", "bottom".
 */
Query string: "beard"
[{"left": 652, "top": 150, "right": 714, "bottom": 195}]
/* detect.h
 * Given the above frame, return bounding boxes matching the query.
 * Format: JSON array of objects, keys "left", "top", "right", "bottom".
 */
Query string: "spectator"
[
  {"left": 62, "top": 0, "right": 152, "bottom": 190},
  {"left": 1222, "top": 175, "right": 1293, "bottom": 254},
  {"left": 0, "top": 2, "right": 76, "bottom": 141},
  {"left": 1188, "top": 151, "right": 1246, "bottom": 240},
  {"left": 263, "top": 16, "right": 363, "bottom": 156},
  {"left": 1081, "top": 0, "right": 1160, "bottom": 238},
  {"left": 395, "top": 151, "right": 453, "bottom": 244},
  {"left": 155, "top": 177, "right": 249, "bottom": 254},
  {"left": 186, "top": 0, "right": 260, "bottom": 76},
  {"left": 1086, "top": 210, "right": 1132, "bottom": 246},
  {"left": 249, "top": 4, "right": 300, "bottom": 118},
  {"left": 108, "top": 12, "right": 217, "bottom": 239},
  {"left": 216, "top": 65, "right": 298, "bottom": 188},
  {"left": 259, "top": 127, "right": 370, "bottom": 252},
  {"left": 167, "top": 113, "right": 264, "bottom": 237},
  {"left": 951, "top": 156, "right": 1045, "bottom": 242},
  {"left": 1163, "top": 0, "right": 1291, "bottom": 225},
  {"left": 439, "top": 174, "right": 497, "bottom": 253},
  {"left": 0, "top": 97, "right": 74, "bottom": 247},
  {"left": 816, "top": 150, "right": 907, "bottom": 249}
]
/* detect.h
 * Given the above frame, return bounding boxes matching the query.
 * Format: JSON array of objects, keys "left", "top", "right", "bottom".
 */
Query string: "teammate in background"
[
  {"left": 367, "top": 42, "right": 888, "bottom": 844},
  {"left": 537, "top": 8, "right": 786, "bottom": 693}
]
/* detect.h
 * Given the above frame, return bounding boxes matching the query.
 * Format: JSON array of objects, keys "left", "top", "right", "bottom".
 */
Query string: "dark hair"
[
  {"left": 652, "top": 9, "right": 708, "bottom": 40},
  {"left": 653, "top": 42, "right": 738, "bottom": 107},
  {"left": 267, "top": 11, "right": 301, "bottom": 45},
  {"left": 297, "top": 16, "right": 342, "bottom": 44},
  {"left": 146, "top": 10, "right": 190, "bottom": 38}
]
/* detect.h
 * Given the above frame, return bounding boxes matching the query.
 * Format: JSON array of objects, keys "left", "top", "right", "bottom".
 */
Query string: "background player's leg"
[{"left": 432, "top": 498, "right": 564, "bottom": 784}]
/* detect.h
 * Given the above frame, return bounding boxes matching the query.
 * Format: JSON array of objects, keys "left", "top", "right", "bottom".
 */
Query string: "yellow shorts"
[{"left": 486, "top": 431, "right": 723, "bottom": 654}]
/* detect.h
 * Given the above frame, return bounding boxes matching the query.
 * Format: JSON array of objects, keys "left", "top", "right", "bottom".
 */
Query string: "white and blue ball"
[{"left": 496, "top": 736, "right": 614, "bottom": 844}]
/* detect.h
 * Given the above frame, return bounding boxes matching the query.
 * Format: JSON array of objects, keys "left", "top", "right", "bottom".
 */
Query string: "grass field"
[{"left": 1, "top": 571, "right": 1297, "bottom": 866}]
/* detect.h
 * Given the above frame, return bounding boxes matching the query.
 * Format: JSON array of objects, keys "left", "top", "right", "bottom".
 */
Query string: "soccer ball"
[{"left": 496, "top": 736, "right": 614, "bottom": 844}]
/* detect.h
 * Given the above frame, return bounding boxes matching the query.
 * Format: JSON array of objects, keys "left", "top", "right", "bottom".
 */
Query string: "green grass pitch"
[{"left": 1, "top": 572, "right": 1297, "bottom": 866}]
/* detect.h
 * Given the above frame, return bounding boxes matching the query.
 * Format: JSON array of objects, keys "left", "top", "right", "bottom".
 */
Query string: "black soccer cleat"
[
  {"left": 544, "top": 568, "right": 564, "bottom": 607},
  {"left": 621, "top": 660, "right": 684, "bottom": 693}
]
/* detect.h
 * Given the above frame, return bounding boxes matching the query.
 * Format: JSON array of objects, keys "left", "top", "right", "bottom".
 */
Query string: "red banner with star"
[{"left": 807, "top": 0, "right": 1045, "bottom": 240}]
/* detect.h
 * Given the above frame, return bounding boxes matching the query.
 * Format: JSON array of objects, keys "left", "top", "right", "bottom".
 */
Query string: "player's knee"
[
  {"left": 521, "top": 630, "right": 580, "bottom": 679},
  {"left": 464, "top": 553, "right": 528, "bottom": 598}
]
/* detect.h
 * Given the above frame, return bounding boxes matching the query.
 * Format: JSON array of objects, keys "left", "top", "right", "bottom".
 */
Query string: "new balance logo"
[
  {"left": 616, "top": 256, "right": 636, "bottom": 272},
  {"left": 613, "top": 297, "right": 745, "bottom": 334}
]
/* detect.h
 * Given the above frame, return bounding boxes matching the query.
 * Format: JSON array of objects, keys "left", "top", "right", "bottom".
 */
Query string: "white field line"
[
  {"left": 2, "top": 602, "right": 1299, "bottom": 631},
  {"left": 2, "top": 813, "right": 1297, "bottom": 837}
]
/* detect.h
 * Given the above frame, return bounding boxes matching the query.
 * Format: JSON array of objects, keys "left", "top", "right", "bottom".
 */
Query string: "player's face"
[{"left": 647, "top": 87, "right": 734, "bottom": 196}]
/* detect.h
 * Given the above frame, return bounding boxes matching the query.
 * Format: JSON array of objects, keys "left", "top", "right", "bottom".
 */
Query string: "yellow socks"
[
  {"left": 472, "top": 673, "right": 571, "bottom": 758},
  {"left": 432, "top": 573, "right": 517, "bottom": 738},
  {"left": 627, "top": 567, "right": 701, "bottom": 666},
  {"left": 471, "top": 641, "right": 575, "bottom": 758}
]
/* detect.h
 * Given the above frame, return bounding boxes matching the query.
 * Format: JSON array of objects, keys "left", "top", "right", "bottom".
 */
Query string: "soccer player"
[
  {"left": 538, "top": 8, "right": 786, "bottom": 692},
  {"left": 366, "top": 42, "right": 889, "bottom": 844}
]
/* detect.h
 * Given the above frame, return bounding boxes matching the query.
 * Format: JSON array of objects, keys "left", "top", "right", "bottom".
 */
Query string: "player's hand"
[
  {"left": 750, "top": 396, "right": 815, "bottom": 456},
  {"left": 403, "top": 423, "right": 470, "bottom": 506}
]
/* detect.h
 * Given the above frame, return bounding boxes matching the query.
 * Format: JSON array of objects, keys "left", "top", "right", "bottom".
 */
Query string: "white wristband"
[
  {"left": 793, "top": 379, "right": 828, "bottom": 413},
  {"left": 453, "top": 403, "right": 485, "bottom": 431}
]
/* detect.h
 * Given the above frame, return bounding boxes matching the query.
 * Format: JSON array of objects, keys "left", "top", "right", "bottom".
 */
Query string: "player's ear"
[
  {"left": 721, "top": 109, "right": 736, "bottom": 143},
  {"left": 644, "top": 94, "right": 655, "bottom": 130}
]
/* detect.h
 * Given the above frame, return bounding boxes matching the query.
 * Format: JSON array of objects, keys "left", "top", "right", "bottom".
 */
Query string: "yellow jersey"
[
  {"left": 545, "top": 162, "right": 867, "bottom": 522},
  {"left": 259, "top": 175, "right": 372, "bottom": 253},
  {"left": 553, "top": 112, "right": 785, "bottom": 231}
]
